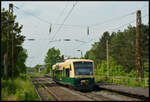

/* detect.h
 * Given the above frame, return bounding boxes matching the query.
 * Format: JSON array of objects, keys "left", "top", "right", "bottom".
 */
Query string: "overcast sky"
[{"left": 1, "top": 1, "right": 149, "bottom": 67}]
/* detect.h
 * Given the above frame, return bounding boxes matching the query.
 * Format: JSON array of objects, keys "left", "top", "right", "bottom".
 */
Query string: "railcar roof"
[
  {"left": 65, "top": 59, "right": 93, "bottom": 62},
  {"left": 52, "top": 59, "right": 94, "bottom": 70}
]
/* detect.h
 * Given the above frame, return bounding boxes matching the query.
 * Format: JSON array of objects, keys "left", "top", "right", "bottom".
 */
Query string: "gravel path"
[{"left": 96, "top": 82, "right": 149, "bottom": 98}]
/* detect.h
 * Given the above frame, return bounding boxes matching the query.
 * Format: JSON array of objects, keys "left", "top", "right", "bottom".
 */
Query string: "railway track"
[
  {"left": 30, "top": 77, "right": 43, "bottom": 100},
  {"left": 40, "top": 78, "right": 109, "bottom": 101},
  {"left": 31, "top": 77, "right": 60, "bottom": 101},
  {"left": 30, "top": 78, "right": 47, "bottom": 100},
  {"left": 36, "top": 79, "right": 61, "bottom": 101},
  {"left": 30, "top": 76, "right": 87, "bottom": 101},
  {"left": 30, "top": 76, "right": 147, "bottom": 101},
  {"left": 59, "top": 86, "right": 115, "bottom": 101}
]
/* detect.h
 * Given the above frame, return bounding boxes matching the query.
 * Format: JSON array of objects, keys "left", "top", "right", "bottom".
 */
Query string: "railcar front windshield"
[{"left": 73, "top": 62, "right": 93, "bottom": 75}]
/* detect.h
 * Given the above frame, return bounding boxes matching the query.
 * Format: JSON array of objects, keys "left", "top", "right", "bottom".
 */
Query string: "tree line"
[
  {"left": 1, "top": 8, "right": 28, "bottom": 79},
  {"left": 84, "top": 24, "right": 149, "bottom": 76}
]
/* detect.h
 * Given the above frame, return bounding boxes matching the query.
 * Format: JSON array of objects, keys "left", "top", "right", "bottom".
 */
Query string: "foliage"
[
  {"left": 44, "top": 47, "right": 64, "bottom": 75},
  {"left": 143, "top": 62, "right": 149, "bottom": 78},
  {"left": 69, "top": 56, "right": 80, "bottom": 59},
  {"left": 85, "top": 24, "right": 149, "bottom": 88},
  {"left": 94, "top": 56, "right": 149, "bottom": 88},
  {"left": 1, "top": 8, "right": 28, "bottom": 79},
  {"left": 14, "top": 49, "right": 28, "bottom": 76},
  {"left": 95, "top": 75, "right": 148, "bottom": 88},
  {"left": 94, "top": 56, "right": 125, "bottom": 76},
  {"left": 26, "top": 67, "right": 34, "bottom": 73},
  {"left": 33, "top": 64, "right": 42, "bottom": 72},
  {"left": 1, "top": 74, "right": 40, "bottom": 101},
  {"left": 85, "top": 24, "right": 149, "bottom": 73}
]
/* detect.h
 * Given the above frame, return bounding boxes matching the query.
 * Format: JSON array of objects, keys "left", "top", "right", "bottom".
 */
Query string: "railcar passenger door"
[
  {"left": 65, "top": 69, "right": 69, "bottom": 77},
  {"left": 64, "top": 69, "right": 70, "bottom": 84}
]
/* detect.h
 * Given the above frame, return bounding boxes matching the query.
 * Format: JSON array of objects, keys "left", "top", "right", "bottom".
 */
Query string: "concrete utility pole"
[
  {"left": 9, "top": 3, "right": 14, "bottom": 80},
  {"left": 136, "top": 10, "right": 142, "bottom": 82},
  {"left": 106, "top": 40, "right": 109, "bottom": 78}
]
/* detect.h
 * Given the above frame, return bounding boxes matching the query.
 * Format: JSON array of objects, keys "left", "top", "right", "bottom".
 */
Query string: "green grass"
[
  {"left": 1, "top": 74, "right": 41, "bottom": 101},
  {"left": 95, "top": 75, "right": 149, "bottom": 88}
]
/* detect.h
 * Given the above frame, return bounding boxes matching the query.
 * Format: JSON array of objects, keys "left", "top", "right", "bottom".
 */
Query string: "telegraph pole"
[
  {"left": 136, "top": 10, "right": 141, "bottom": 82},
  {"left": 9, "top": 3, "right": 14, "bottom": 80},
  {"left": 106, "top": 40, "right": 109, "bottom": 78}
]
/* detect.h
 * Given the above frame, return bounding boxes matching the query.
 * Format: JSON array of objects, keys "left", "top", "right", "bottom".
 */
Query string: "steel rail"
[
  {"left": 36, "top": 78, "right": 61, "bottom": 101},
  {"left": 29, "top": 77, "right": 43, "bottom": 101},
  {"left": 40, "top": 77, "right": 110, "bottom": 101}
]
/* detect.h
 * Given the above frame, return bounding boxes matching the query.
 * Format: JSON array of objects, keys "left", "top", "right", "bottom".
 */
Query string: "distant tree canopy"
[
  {"left": 1, "top": 8, "right": 28, "bottom": 78},
  {"left": 44, "top": 47, "right": 64, "bottom": 74},
  {"left": 26, "top": 67, "right": 34, "bottom": 73},
  {"left": 68, "top": 56, "right": 80, "bottom": 59},
  {"left": 84, "top": 24, "right": 149, "bottom": 73},
  {"left": 33, "top": 64, "right": 42, "bottom": 72}
]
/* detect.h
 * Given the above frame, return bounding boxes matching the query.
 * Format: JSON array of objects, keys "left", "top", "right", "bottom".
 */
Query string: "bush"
[
  {"left": 1, "top": 75, "right": 40, "bottom": 101},
  {"left": 19, "top": 73, "right": 28, "bottom": 80},
  {"left": 95, "top": 57, "right": 149, "bottom": 88}
]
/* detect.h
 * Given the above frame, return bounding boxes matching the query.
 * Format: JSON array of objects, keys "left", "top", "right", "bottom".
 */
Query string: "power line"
[
  {"left": 90, "top": 4, "right": 148, "bottom": 27},
  {"left": 15, "top": 6, "right": 87, "bottom": 28},
  {"left": 69, "top": 14, "right": 148, "bottom": 52},
  {"left": 46, "top": 2, "right": 79, "bottom": 55},
  {"left": 91, "top": 11, "right": 136, "bottom": 27},
  {"left": 14, "top": 5, "right": 50, "bottom": 24},
  {"left": 71, "top": 41, "right": 92, "bottom": 51},
  {"left": 110, "top": 14, "right": 148, "bottom": 32},
  {"left": 91, "top": 13, "right": 148, "bottom": 39},
  {"left": 13, "top": 4, "right": 148, "bottom": 63},
  {"left": 23, "top": 3, "right": 76, "bottom": 66},
  {"left": 15, "top": 4, "right": 68, "bottom": 65},
  {"left": 31, "top": 2, "right": 78, "bottom": 62},
  {"left": 110, "top": 19, "right": 136, "bottom": 32},
  {"left": 46, "top": 2, "right": 75, "bottom": 51},
  {"left": 54, "top": 2, "right": 69, "bottom": 24},
  {"left": 14, "top": 4, "right": 85, "bottom": 28},
  {"left": 91, "top": 13, "right": 148, "bottom": 40},
  {"left": 23, "top": 14, "right": 147, "bottom": 47},
  {"left": 13, "top": 4, "right": 148, "bottom": 29},
  {"left": 50, "top": 2, "right": 78, "bottom": 41}
]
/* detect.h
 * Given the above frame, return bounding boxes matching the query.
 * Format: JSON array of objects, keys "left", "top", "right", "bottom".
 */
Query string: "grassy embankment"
[
  {"left": 94, "top": 75, "right": 149, "bottom": 88},
  {"left": 1, "top": 74, "right": 41, "bottom": 101},
  {"left": 94, "top": 58, "right": 149, "bottom": 88},
  {"left": 94, "top": 68, "right": 149, "bottom": 88}
]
